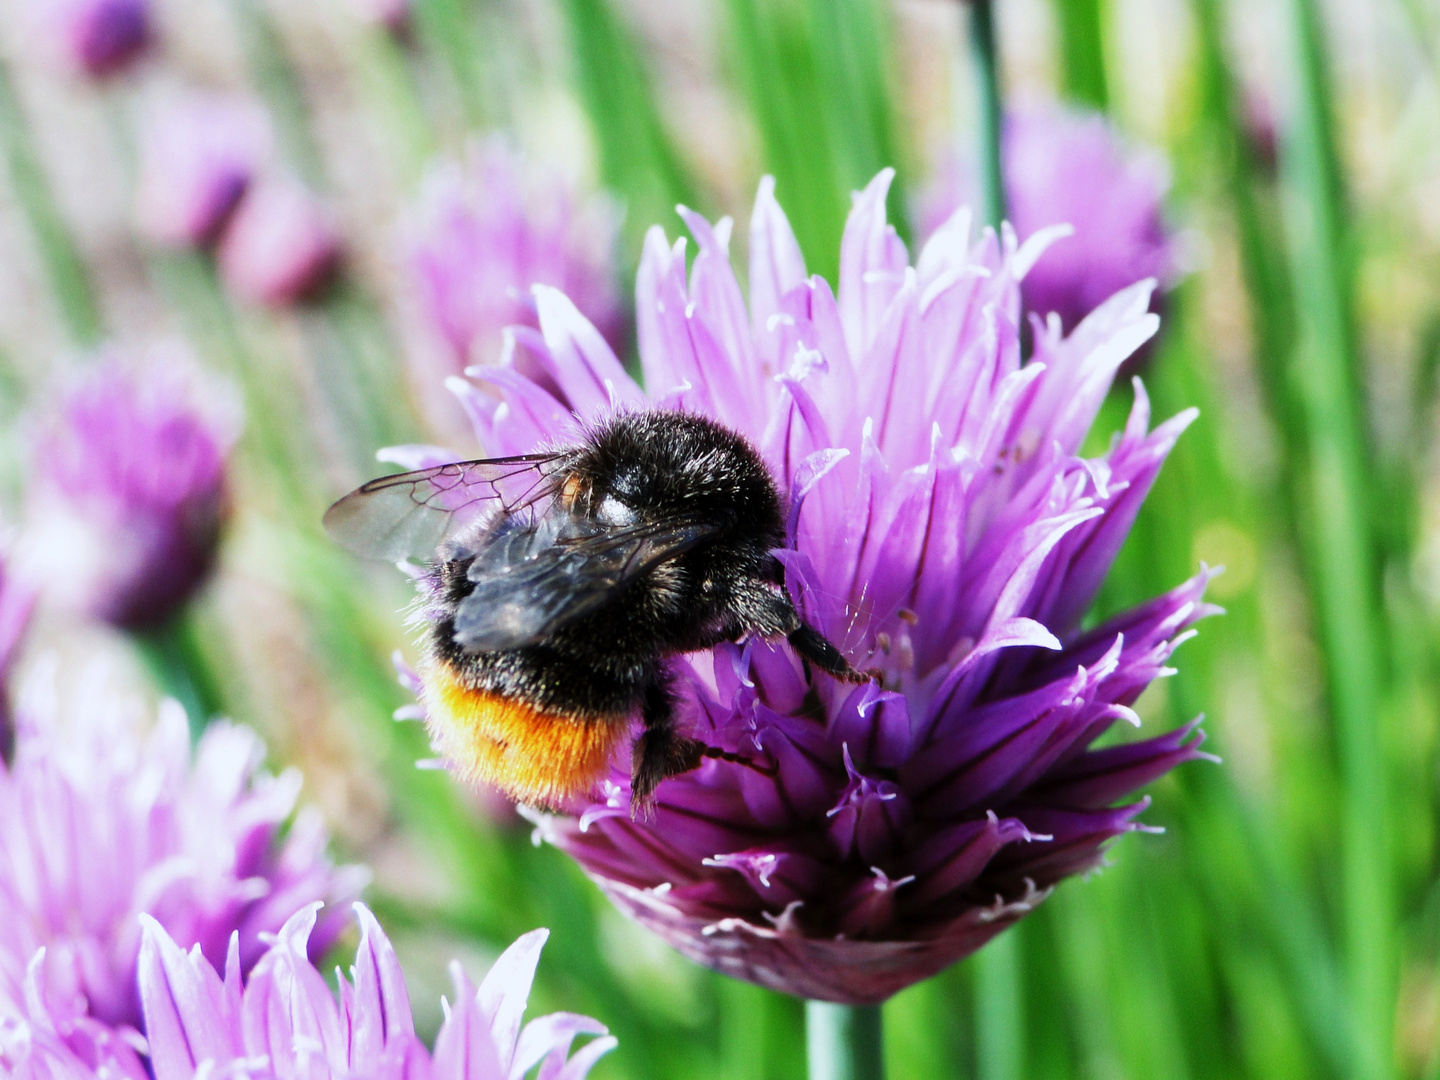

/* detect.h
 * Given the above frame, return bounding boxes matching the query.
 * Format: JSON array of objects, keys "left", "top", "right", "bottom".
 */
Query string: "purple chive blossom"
[
  {"left": 400, "top": 169, "right": 1216, "bottom": 1004},
  {"left": 405, "top": 141, "right": 622, "bottom": 379},
  {"left": 39, "top": 0, "right": 151, "bottom": 78},
  {"left": 21, "top": 359, "right": 237, "bottom": 633},
  {"left": 136, "top": 901, "right": 616, "bottom": 1080},
  {"left": 135, "top": 93, "right": 271, "bottom": 249},
  {"left": 218, "top": 176, "right": 343, "bottom": 307},
  {"left": 0, "top": 660, "right": 367, "bottom": 1053},
  {"left": 923, "top": 107, "right": 1176, "bottom": 340}
]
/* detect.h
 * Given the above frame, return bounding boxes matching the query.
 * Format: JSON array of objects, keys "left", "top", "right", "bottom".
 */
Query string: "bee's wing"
[
  {"left": 453, "top": 514, "right": 719, "bottom": 652},
  {"left": 323, "top": 454, "right": 566, "bottom": 562}
]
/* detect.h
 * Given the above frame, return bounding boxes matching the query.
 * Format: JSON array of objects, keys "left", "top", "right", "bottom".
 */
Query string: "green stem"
[
  {"left": 806, "top": 1002, "right": 884, "bottom": 1080},
  {"left": 133, "top": 615, "right": 225, "bottom": 740},
  {"left": 966, "top": 0, "right": 1006, "bottom": 229},
  {"left": 1278, "top": 0, "right": 1391, "bottom": 1077}
]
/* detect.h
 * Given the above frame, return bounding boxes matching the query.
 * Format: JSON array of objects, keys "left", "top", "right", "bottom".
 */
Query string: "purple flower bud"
[
  {"left": 350, "top": 0, "right": 411, "bottom": 35},
  {"left": 923, "top": 107, "right": 1177, "bottom": 342},
  {"left": 23, "top": 358, "right": 237, "bottom": 632},
  {"left": 135, "top": 93, "right": 271, "bottom": 249},
  {"left": 1242, "top": 88, "right": 1280, "bottom": 176},
  {"left": 42, "top": 0, "right": 151, "bottom": 78},
  {"left": 218, "top": 177, "right": 343, "bottom": 307},
  {"left": 400, "top": 171, "right": 1215, "bottom": 1003},
  {"left": 405, "top": 140, "right": 622, "bottom": 375},
  {"left": 0, "top": 661, "right": 367, "bottom": 1049}
]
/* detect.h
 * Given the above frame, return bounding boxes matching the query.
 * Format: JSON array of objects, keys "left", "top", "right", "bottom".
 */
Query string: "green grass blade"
[
  {"left": 883, "top": 968, "right": 964, "bottom": 1079},
  {"left": 0, "top": 59, "right": 102, "bottom": 346},
  {"left": 559, "top": 0, "right": 699, "bottom": 258},
  {"left": 975, "top": 932, "right": 1022, "bottom": 1080},
  {"left": 226, "top": 0, "right": 328, "bottom": 186},
  {"left": 344, "top": 24, "right": 436, "bottom": 188},
  {"left": 966, "top": 0, "right": 1006, "bottom": 230},
  {"left": 1278, "top": 2, "right": 1392, "bottom": 1076},
  {"left": 721, "top": 0, "right": 845, "bottom": 282},
  {"left": 805, "top": 0, "right": 910, "bottom": 241},
  {"left": 1049, "top": 0, "right": 1110, "bottom": 108},
  {"left": 411, "top": 0, "right": 489, "bottom": 127}
]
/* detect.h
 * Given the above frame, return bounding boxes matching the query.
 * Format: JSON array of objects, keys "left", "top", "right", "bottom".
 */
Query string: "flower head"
[
  {"left": 405, "top": 171, "right": 1214, "bottom": 1003},
  {"left": 924, "top": 107, "right": 1175, "bottom": 339},
  {"left": 136, "top": 902, "right": 616, "bottom": 1080},
  {"left": 0, "top": 659, "right": 367, "bottom": 1047},
  {"left": 38, "top": 0, "right": 151, "bottom": 78},
  {"left": 135, "top": 93, "right": 271, "bottom": 249},
  {"left": 22, "top": 358, "right": 237, "bottom": 632},
  {"left": 218, "top": 176, "right": 343, "bottom": 307},
  {"left": 404, "top": 142, "right": 621, "bottom": 407}
]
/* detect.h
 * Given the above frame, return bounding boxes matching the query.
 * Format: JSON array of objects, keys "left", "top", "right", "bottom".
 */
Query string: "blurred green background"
[{"left": 3, "top": 0, "right": 1440, "bottom": 1078}]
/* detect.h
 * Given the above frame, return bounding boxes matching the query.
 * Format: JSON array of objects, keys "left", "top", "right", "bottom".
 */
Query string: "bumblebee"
[{"left": 325, "top": 410, "right": 865, "bottom": 811}]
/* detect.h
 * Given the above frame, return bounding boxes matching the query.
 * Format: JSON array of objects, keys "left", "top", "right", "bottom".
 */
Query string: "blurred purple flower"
[
  {"left": 923, "top": 107, "right": 1175, "bottom": 340},
  {"left": 350, "top": 0, "right": 410, "bottom": 35},
  {"left": 40, "top": 0, "right": 151, "bottom": 78},
  {"left": 135, "top": 93, "right": 271, "bottom": 249},
  {"left": 218, "top": 176, "right": 343, "bottom": 307},
  {"left": 137, "top": 901, "right": 616, "bottom": 1080},
  {"left": 411, "top": 169, "right": 1214, "bottom": 1003},
  {"left": 0, "top": 660, "right": 367, "bottom": 1052},
  {"left": 406, "top": 141, "right": 622, "bottom": 380},
  {"left": 0, "top": 963, "right": 148, "bottom": 1080},
  {"left": 22, "top": 358, "right": 236, "bottom": 632}
]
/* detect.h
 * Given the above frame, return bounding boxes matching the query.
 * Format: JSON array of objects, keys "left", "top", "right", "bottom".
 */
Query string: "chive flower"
[
  {"left": 218, "top": 176, "right": 343, "bottom": 308},
  {"left": 402, "top": 171, "right": 1214, "bottom": 1003},
  {"left": 39, "top": 0, "right": 151, "bottom": 78},
  {"left": 403, "top": 141, "right": 622, "bottom": 433},
  {"left": 923, "top": 107, "right": 1176, "bottom": 342},
  {"left": 0, "top": 661, "right": 366, "bottom": 1049},
  {"left": 3, "top": 902, "right": 616, "bottom": 1079},
  {"left": 22, "top": 360, "right": 236, "bottom": 633},
  {"left": 135, "top": 93, "right": 271, "bottom": 250}
]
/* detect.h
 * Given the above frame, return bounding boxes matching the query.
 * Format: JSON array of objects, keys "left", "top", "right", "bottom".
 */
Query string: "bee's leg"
[
  {"left": 788, "top": 621, "right": 871, "bottom": 684},
  {"left": 631, "top": 672, "right": 705, "bottom": 816},
  {"left": 753, "top": 559, "right": 870, "bottom": 684}
]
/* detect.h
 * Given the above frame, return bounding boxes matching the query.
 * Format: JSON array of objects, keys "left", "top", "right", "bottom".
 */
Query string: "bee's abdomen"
[{"left": 420, "top": 656, "right": 629, "bottom": 809}]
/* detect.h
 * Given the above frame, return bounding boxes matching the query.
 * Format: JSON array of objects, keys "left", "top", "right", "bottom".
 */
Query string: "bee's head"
[{"left": 574, "top": 411, "right": 784, "bottom": 547}]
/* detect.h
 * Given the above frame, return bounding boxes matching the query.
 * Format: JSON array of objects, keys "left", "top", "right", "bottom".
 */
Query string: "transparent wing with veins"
[
  {"left": 323, "top": 453, "right": 568, "bottom": 562},
  {"left": 454, "top": 513, "right": 719, "bottom": 651}
]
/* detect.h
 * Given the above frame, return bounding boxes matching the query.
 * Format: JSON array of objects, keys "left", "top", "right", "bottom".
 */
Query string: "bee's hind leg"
[{"left": 630, "top": 672, "right": 706, "bottom": 817}]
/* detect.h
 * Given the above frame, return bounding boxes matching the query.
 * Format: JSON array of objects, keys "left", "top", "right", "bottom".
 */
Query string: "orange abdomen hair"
[{"left": 420, "top": 658, "right": 630, "bottom": 809}]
